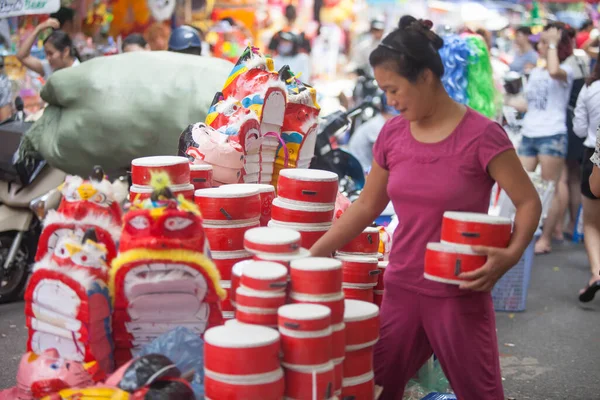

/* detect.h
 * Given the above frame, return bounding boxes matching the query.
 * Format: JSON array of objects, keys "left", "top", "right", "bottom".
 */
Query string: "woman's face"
[
  {"left": 373, "top": 65, "right": 432, "bottom": 121},
  {"left": 44, "top": 42, "right": 70, "bottom": 70},
  {"left": 537, "top": 35, "right": 549, "bottom": 59}
]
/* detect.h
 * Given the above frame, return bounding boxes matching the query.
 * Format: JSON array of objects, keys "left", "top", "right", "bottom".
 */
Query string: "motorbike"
[
  {"left": 346, "top": 68, "right": 384, "bottom": 142},
  {"left": 0, "top": 98, "right": 65, "bottom": 303}
]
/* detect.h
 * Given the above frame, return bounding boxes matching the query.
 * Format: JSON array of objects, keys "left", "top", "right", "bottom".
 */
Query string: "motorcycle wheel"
[{"left": 0, "top": 231, "right": 34, "bottom": 304}]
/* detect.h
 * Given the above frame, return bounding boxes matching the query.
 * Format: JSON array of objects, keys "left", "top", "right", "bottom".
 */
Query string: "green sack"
[{"left": 21, "top": 51, "right": 233, "bottom": 176}]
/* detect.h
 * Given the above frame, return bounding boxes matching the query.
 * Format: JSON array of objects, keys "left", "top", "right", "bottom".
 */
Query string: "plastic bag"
[
  {"left": 403, "top": 357, "right": 453, "bottom": 400},
  {"left": 135, "top": 327, "right": 205, "bottom": 399}
]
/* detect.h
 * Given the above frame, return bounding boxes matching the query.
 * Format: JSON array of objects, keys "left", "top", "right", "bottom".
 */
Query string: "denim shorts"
[{"left": 518, "top": 134, "right": 568, "bottom": 158}]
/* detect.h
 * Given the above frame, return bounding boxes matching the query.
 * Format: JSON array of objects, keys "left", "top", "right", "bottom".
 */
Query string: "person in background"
[
  {"left": 145, "top": 22, "right": 171, "bottom": 51},
  {"left": 576, "top": 20, "right": 594, "bottom": 49},
  {"left": 50, "top": 7, "right": 75, "bottom": 37},
  {"left": 348, "top": 95, "right": 398, "bottom": 171},
  {"left": 573, "top": 53, "right": 600, "bottom": 302},
  {"left": 269, "top": 5, "right": 311, "bottom": 55},
  {"left": 351, "top": 17, "right": 385, "bottom": 75},
  {"left": 311, "top": 15, "right": 541, "bottom": 400},
  {"left": 0, "top": 56, "right": 12, "bottom": 122},
  {"left": 17, "top": 19, "right": 80, "bottom": 80},
  {"left": 122, "top": 34, "right": 149, "bottom": 53},
  {"left": 510, "top": 26, "right": 538, "bottom": 74},
  {"left": 507, "top": 24, "right": 574, "bottom": 255},
  {"left": 272, "top": 31, "right": 311, "bottom": 80},
  {"left": 168, "top": 25, "right": 203, "bottom": 56}
]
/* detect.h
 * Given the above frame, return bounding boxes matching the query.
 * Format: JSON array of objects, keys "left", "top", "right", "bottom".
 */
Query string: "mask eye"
[
  {"left": 164, "top": 217, "right": 193, "bottom": 231},
  {"left": 223, "top": 104, "right": 240, "bottom": 116},
  {"left": 92, "top": 193, "right": 107, "bottom": 204},
  {"left": 54, "top": 242, "right": 70, "bottom": 259},
  {"left": 129, "top": 216, "right": 150, "bottom": 230}
]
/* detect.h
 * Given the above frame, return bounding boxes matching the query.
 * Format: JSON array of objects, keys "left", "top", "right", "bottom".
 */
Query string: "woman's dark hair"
[
  {"left": 369, "top": 15, "right": 444, "bottom": 82},
  {"left": 516, "top": 26, "right": 532, "bottom": 37},
  {"left": 543, "top": 22, "right": 573, "bottom": 63},
  {"left": 43, "top": 30, "right": 80, "bottom": 60},
  {"left": 122, "top": 33, "right": 147, "bottom": 50}
]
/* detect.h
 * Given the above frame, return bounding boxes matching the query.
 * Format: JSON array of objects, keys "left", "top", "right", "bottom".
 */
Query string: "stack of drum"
[
  {"left": 278, "top": 304, "right": 337, "bottom": 399},
  {"left": 268, "top": 169, "right": 338, "bottom": 248},
  {"left": 342, "top": 299, "right": 380, "bottom": 399},
  {"left": 204, "top": 324, "right": 285, "bottom": 399},
  {"left": 424, "top": 211, "right": 512, "bottom": 285},
  {"left": 129, "top": 156, "right": 195, "bottom": 201}
]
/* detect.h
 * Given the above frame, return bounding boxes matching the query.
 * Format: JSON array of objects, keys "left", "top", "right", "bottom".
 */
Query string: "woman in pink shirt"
[{"left": 311, "top": 16, "right": 542, "bottom": 400}]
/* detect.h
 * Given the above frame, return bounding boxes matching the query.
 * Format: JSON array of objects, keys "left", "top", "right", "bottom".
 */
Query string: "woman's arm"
[
  {"left": 573, "top": 86, "right": 589, "bottom": 139},
  {"left": 460, "top": 149, "right": 541, "bottom": 291},
  {"left": 505, "top": 94, "right": 528, "bottom": 113},
  {"left": 591, "top": 166, "right": 600, "bottom": 198},
  {"left": 310, "top": 161, "right": 390, "bottom": 257},
  {"left": 16, "top": 18, "right": 59, "bottom": 76},
  {"left": 545, "top": 28, "right": 568, "bottom": 81}
]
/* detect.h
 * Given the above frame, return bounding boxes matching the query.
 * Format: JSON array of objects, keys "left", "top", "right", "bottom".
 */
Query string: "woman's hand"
[
  {"left": 458, "top": 246, "right": 520, "bottom": 292},
  {"left": 37, "top": 18, "right": 60, "bottom": 32},
  {"left": 544, "top": 27, "right": 561, "bottom": 45}
]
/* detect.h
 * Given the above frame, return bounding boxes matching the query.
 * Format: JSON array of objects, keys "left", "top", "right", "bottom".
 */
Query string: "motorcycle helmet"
[{"left": 169, "top": 25, "right": 203, "bottom": 55}]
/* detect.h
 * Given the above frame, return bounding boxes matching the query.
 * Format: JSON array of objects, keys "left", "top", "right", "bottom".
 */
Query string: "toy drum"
[
  {"left": 231, "top": 260, "right": 253, "bottom": 306},
  {"left": 441, "top": 211, "right": 512, "bottom": 248},
  {"left": 212, "top": 250, "right": 253, "bottom": 281},
  {"left": 290, "top": 257, "right": 343, "bottom": 295},
  {"left": 424, "top": 242, "right": 487, "bottom": 285},
  {"left": 375, "top": 261, "right": 388, "bottom": 290},
  {"left": 283, "top": 362, "right": 335, "bottom": 400},
  {"left": 343, "top": 285, "right": 374, "bottom": 303},
  {"left": 343, "top": 300, "right": 380, "bottom": 349},
  {"left": 373, "top": 290, "right": 384, "bottom": 307},
  {"left": 271, "top": 198, "right": 335, "bottom": 224},
  {"left": 268, "top": 220, "right": 331, "bottom": 249},
  {"left": 222, "top": 184, "right": 275, "bottom": 227},
  {"left": 253, "top": 248, "right": 310, "bottom": 270},
  {"left": 289, "top": 292, "right": 345, "bottom": 325},
  {"left": 278, "top": 304, "right": 331, "bottom": 332},
  {"left": 343, "top": 345, "right": 374, "bottom": 378},
  {"left": 204, "top": 324, "right": 281, "bottom": 375},
  {"left": 240, "top": 261, "right": 288, "bottom": 292},
  {"left": 279, "top": 326, "right": 332, "bottom": 365},
  {"left": 244, "top": 227, "right": 301, "bottom": 255},
  {"left": 129, "top": 183, "right": 195, "bottom": 202},
  {"left": 203, "top": 221, "right": 260, "bottom": 252},
  {"left": 131, "top": 156, "right": 190, "bottom": 186},
  {"left": 221, "top": 281, "right": 235, "bottom": 312},
  {"left": 190, "top": 164, "right": 213, "bottom": 190},
  {"left": 337, "top": 255, "right": 380, "bottom": 286},
  {"left": 277, "top": 169, "right": 339, "bottom": 204},
  {"left": 340, "top": 227, "right": 380, "bottom": 255},
  {"left": 342, "top": 371, "right": 375, "bottom": 399},
  {"left": 195, "top": 187, "right": 261, "bottom": 223},
  {"left": 333, "top": 358, "right": 344, "bottom": 396},
  {"left": 235, "top": 305, "right": 279, "bottom": 327},
  {"left": 331, "top": 323, "right": 346, "bottom": 360},
  {"left": 204, "top": 369, "right": 285, "bottom": 400},
  {"left": 236, "top": 286, "right": 287, "bottom": 309}
]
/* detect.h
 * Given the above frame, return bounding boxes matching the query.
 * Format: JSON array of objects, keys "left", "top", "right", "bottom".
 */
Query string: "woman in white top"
[
  {"left": 508, "top": 24, "right": 574, "bottom": 255},
  {"left": 17, "top": 19, "right": 80, "bottom": 80},
  {"left": 573, "top": 58, "right": 600, "bottom": 302}
]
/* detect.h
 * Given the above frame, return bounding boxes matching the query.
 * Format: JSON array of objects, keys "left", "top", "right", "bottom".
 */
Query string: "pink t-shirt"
[{"left": 373, "top": 108, "right": 514, "bottom": 297}]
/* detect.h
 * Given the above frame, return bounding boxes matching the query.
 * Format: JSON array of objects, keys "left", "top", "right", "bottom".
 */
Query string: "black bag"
[{"left": 0, "top": 118, "right": 45, "bottom": 186}]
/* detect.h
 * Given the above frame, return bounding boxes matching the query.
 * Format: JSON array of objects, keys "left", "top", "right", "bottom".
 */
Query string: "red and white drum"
[
  {"left": 337, "top": 255, "right": 380, "bottom": 286},
  {"left": 373, "top": 290, "right": 384, "bottom": 307},
  {"left": 289, "top": 292, "right": 345, "bottom": 325},
  {"left": 282, "top": 362, "right": 335, "bottom": 400},
  {"left": 333, "top": 358, "right": 344, "bottom": 396},
  {"left": 290, "top": 257, "right": 343, "bottom": 295},
  {"left": 231, "top": 260, "right": 253, "bottom": 306},
  {"left": 235, "top": 305, "right": 279, "bottom": 327},
  {"left": 271, "top": 198, "right": 335, "bottom": 224},
  {"left": 279, "top": 325, "right": 333, "bottom": 365},
  {"left": 343, "top": 299, "right": 380, "bottom": 349},
  {"left": 129, "top": 183, "right": 195, "bottom": 202},
  {"left": 239, "top": 261, "right": 288, "bottom": 292},
  {"left": 244, "top": 227, "right": 301, "bottom": 255},
  {"left": 195, "top": 187, "right": 261, "bottom": 223},
  {"left": 343, "top": 345, "right": 374, "bottom": 378},
  {"left": 342, "top": 371, "right": 375, "bottom": 399},
  {"left": 424, "top": 242, "right": 487, "bottom": 285},
  {"left": 212, "top": 250, "right": 253, "bottom": 281},
  {"left": 340, "top": 227, "right": 380, "bottom": 255},
  {"left": 277, "top": 169, "right": 339, "bottom": 204},
  {"left": 441, "top": 211, "right": 512, "bottom": 248},
  {"left": 343, "top": 285, "right": 374, "bottom": 303},
  {"left": 253, "top": 248, "right": 310, "bottom": 270},
  {"left": 190, "top": 164, "right": 214, "bottom": 190},
  {"left": 375, "top": 261, "right": 388, "bottom": 290},
  {"left": 220, "top": 281, "right": 235, "bottom": 312},
  {"left": 331, "top": 323, "right": 346, "bottom": 360},
  {"left": 278, "top": 303, "right": 332, "bottom": 332},
  {"left": 268, "top": 220, "right": 331, "bottom": 249},
  {"left": 131, "top": 156, "right": 190, "bottom": 186},
  {"left": 204, "top": 324, "right": 281, "bottom": 375},
  {"left": 222, "top": 184, "right": 276, "bottom": 227},
  {"left": 203, "top": 221, "right": 261, "bottom": 252},
  {"left": 204, "top": 369, "right": 285, "bottom": 400},
  {"left": 236, "top": 286, "right": 287, "bottom": 309}
]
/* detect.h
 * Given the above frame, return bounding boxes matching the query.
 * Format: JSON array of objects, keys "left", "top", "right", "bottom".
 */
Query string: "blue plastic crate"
[
  {"left": 491, "top": 239, "right": 535, "bottom": 312},
  {"left": 421, "top": 394, "right": 457, "bottom": 400}
]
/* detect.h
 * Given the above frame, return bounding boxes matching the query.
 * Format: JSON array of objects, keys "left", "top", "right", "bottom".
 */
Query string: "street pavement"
[{"left": 0, "top": 242, "right": 599, "bottom": 399}]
